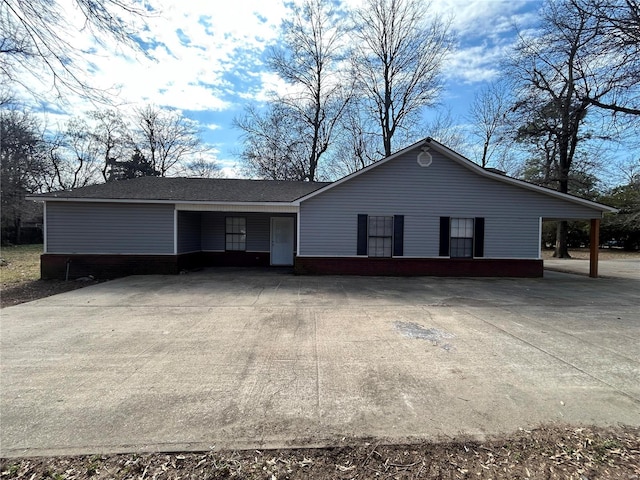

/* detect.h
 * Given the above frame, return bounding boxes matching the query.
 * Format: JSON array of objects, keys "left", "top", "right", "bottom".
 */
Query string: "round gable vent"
[{"left": 417, "top": 150, "right": 432, "bottom": 167}]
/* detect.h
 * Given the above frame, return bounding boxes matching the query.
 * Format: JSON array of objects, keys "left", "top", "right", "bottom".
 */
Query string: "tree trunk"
[
  {"left": 553, "top": 162, "right": 571, "bottom": 257},
  {"left": 14, "top": 216, "right": 22, "bottom": 245},
  {"left": 481, "top": 140, "right": 489, "bottom": 168},
  {"left": 554, "top": 220, "right": 571, "bottom": 258}
]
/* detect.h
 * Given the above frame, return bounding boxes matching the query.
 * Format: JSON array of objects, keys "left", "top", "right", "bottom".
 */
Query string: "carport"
[
  {"left": 175, "top": 205, "right": 299, "bottom": 268},
  {"left": 542, "top": 217, "right": 602, "bottom": 278}
]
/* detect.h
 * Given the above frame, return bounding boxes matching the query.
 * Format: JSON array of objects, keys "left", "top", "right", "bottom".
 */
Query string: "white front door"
[{"left": 270, "top": 217, "right": 294, "bottom": 266}]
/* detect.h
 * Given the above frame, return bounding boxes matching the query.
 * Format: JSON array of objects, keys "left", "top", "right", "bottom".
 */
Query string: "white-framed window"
[
  {"left": 368, "top": 216, "right": 393, "bottom": 257},
  {"left": 450, "top": 218, "right": 474, "bottom": 258},
  {"left": 225, "top": 217, "right": 246, "bottom": 251}
]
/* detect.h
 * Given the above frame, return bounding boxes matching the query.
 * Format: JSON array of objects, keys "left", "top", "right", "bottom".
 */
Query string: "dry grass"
[
  {"left": 0, "top": 244, "right": 43, "bottom": 286},
  {"left": 0, "top": 244, "right": 98, "bottom": 309},
  {"left": 542, "top": 247, "right": 640, "bottom": 260}
]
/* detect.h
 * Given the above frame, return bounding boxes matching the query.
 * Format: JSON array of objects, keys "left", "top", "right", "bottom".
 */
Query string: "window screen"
[
  {"left": 450, "top": 218, "right": 474, "bottom": 258},
  {"left": 225, "top": 217, "right": 246, "bottom": 251},
  {"left": 368, "top": 216, "right": 393, "bottom": 257}
]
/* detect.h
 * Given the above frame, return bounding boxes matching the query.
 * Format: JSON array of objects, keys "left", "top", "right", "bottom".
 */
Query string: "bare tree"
[
  {"left": 47, "top": 117, "right": 102, "bottom": 190},
  {"left": 0, "top": 85, "right": 13, "bottom": 106},
  {"left": 266, "top": 0, "right": 352, "bottom": 181},
  {"left": 186, "top": 156, "right": 223, "bottom": 179},
  {"left": 423, "top": 108, "right": 468, "bottom": 154},
  {"left": 351, "top": 0, "right": 453, "bottom": 157},
  {"left": 234, "top": 103, "right": 309, "bottom": 180},
  {"left": 570, "top": 0, "right": 640, "bottom": 115},
  {"left": 467, "top": 82, "right": 511, "bottom": 168},
  {"left": 88, "top": 109, "right": 132, "bottom": 182},
  {"left": 0, "top": 0, "right": 149, "bottom": 101},
  {"left": 508, "top": 0, "right": 621, "bottom": 257},
  {"left": 328, "top": 97, "right": 380, "bottom": 177},
  {"left": 134, "top": 105, "right": 209, "bottom": 177},
  {"left": 0, "top": 108, "right": 49, "bottom": 242}
]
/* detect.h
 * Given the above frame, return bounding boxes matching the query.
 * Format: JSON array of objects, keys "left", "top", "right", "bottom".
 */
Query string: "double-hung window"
[
  {"left": 450, "top": 218, "right": 474, "bottom": 258},
  {"left": 225, "top": 217, "right": 246, "bottom": 251},
  {"left": 357, "top": 214, "right": 404, "bottom": 257},
  {"left": 368, "top": 216, "right": 393, "bottom": 257}
]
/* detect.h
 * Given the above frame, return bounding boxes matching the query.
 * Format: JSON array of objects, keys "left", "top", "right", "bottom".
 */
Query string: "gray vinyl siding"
[
  {"left": 484, "top": 217, "right": 540, "bottom": 258},
  {"left": 177, "top": 211, "right": 201, "bottom": 253},
  {"left": 201, "top": 212, "right": 296, "bottom": 252},
  {"left": 299, "top": 150, "right": 598, "bottom": 258},
  {"left": 46, "top": 202, "right": 174, "bottom": 254}
]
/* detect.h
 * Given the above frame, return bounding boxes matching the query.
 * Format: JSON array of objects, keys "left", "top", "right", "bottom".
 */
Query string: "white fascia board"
[
  {"left": 296, "top": 211, "right": 301, "bottom": 255},
  {"left": 26, "top": 197, "right": 179, "bottom": 204},
  {"left": 177, "top": 203, "right": 298, "bottom": 212},
  {"left": 425, "top": 139, "right": 618, "bottom": 214},
  {"left": 173, "top": 209, "right": 178, "bottom": 255},
  {"left": 44, "top": 252, "right": 177, "bottom": 256},
  {"left": 43, "top": 202, "right": 47, "bottom": 253},
  {"left": 27, "top": 196, "right": 299, "bottom": 212}
]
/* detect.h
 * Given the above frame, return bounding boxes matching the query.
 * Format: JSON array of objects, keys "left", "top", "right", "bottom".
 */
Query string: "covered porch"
[{"left": 176, "top": 205, "right": 298, "bottom": 271}]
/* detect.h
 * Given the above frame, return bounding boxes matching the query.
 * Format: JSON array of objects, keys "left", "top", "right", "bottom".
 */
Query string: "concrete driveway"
[{"left": 1, "top": 264, "right": 639, "bottom": 457}]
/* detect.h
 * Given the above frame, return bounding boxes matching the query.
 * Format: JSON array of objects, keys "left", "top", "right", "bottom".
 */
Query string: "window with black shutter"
[{"left": 357, "top": 214, "right": 404, "bottom": 257}]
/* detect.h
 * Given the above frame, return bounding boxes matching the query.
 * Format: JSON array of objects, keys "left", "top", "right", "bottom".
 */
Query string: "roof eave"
[
  {"left": 26, "top": 196, "right": 300, "bottom": 206},
  {"left": 424, "top": 139, "right": 618, "bottom": 214}
]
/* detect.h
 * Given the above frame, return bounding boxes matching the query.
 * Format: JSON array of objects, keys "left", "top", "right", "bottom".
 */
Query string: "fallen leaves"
[{"left": 1, "top": 425, "right": 638, "bottom": 479}]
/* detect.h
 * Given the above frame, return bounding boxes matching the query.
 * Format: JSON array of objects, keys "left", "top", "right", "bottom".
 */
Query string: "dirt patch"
[
  {"left": 1, "top": 425, "right": 638, "bottom": 479},
  {"left": 0, "top": 279, "right": 99, "bottom": 308},
  {"left": 1, "top": 244, "right": 103, "bottom": 308}
]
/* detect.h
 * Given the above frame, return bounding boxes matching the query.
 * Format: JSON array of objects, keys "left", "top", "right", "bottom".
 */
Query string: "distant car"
[{"left": 603, "top": 240, "right": 622, "bottom": 248}]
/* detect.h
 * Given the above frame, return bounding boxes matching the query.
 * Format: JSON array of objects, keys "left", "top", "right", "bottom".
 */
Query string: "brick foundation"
[
  {"left": 41, "top": 253, "right": 544, "bottom": 279},
  {"left": 41, "top": 251, "right": 274, "bottom": 280},
  {"left": 199, "top": 251, "right": 271, "bottom": 267},
  {"left": 294, "top": 257, "right": 543, "bottom": 277},
  {"left": 41, "top": 254, "right": 180, "bottom": 280}
]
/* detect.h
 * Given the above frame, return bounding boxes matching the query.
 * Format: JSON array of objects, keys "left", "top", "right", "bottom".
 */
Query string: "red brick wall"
[
  {"left": 40, "top": 251, "right": 273, "bottom": 280},
  {"left": 41, "top": 254, "right": 180, "bottom": 280},
  {"left": 41, "top": 253, "right": 544, "bottom": 279},
  {"left": 294, "top": 257, "right": 543, "bottom": 277},
  {"left": 199, "top": 251, "right": 270, "bottom": 267}
]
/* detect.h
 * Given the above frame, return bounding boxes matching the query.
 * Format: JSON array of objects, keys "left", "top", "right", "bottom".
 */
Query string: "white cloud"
[
  {"left": 444, "top": 43, "right": 512, "bottom": 84},
  {"left": 436, "top": 0, "right": 541, "bottom": 85},
  {"left": 13, "top": 0, "right": 290, "bottom": 111},
  {"left": 432, "top": 0, "right": 540, "bottom": 36},
  {"left": 8, "top": 0, "right": 545, "bottom": 168}
]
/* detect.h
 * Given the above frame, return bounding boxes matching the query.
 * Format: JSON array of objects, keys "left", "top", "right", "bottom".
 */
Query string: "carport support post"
[{"left": 589, "top": 218, "right": 600, "bottom": 278}]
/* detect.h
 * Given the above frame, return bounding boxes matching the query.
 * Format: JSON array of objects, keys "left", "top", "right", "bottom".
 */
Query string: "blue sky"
[{"left": 21, "top": 0, "right": 544, "bottom": 177}]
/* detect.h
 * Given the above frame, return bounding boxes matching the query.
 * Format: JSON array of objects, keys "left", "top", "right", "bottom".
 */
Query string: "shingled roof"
[{"left": 32, "top": 177, "right": 331, "bottom": 203}]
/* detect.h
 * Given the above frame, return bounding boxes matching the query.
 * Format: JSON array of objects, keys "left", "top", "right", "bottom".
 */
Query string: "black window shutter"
[
  {"left": 439, "top": 217, "right": 450, "bottom": 256},
  {"left": 357, "top": 214, "right": 368, "bottom": 255},
  {"left": 474, "top": 217, "right": 485, "bottom": 257},
  {"left": 393, "top": 215, "right": 404, "bottom": 256}
]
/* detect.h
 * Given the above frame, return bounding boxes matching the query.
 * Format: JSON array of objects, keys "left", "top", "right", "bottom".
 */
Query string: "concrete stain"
[{"left": 394, "top": 322, "right": 456, "bottom": 351}]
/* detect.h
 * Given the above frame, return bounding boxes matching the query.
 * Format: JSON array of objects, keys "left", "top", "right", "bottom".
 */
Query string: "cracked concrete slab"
[{"left": 1, "top": 265, "right": 638, "bottom": 457}]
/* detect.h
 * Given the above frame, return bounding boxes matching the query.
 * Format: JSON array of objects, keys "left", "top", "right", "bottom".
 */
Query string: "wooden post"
[{"left": 589, "top": 218, "right": 600, "bottom": 278}]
